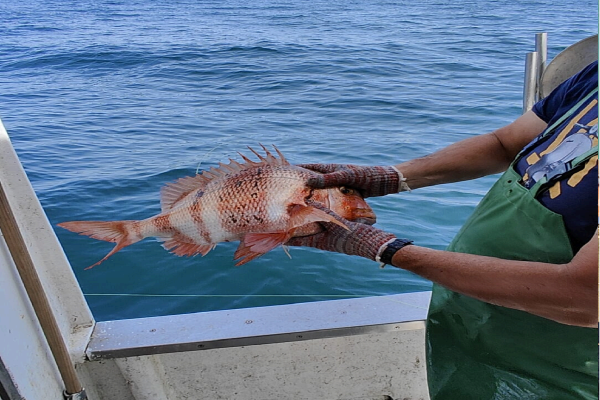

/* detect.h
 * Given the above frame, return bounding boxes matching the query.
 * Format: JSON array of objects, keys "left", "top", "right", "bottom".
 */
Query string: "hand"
[
  {"left": 286, "top": 201, "right": 412, "bottom": 263},
  {"left": 299, "top": 163, "right": 410, "bottom": 197}
]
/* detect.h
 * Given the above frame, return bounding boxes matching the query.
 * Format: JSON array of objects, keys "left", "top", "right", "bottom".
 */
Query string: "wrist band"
[
  {"left": 376, "top": 238, "right": 413, "bottom": 265},
  {"left": 391, "top": 166, "right": 411, "bottom": 192}
]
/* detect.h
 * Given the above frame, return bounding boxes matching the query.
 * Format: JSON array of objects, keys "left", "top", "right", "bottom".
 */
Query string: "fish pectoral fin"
[
  {"left": 234, "top": 231, "right": 291, "bottom": 266},
  {"left": 288, "top": 204, "right": 349, "bottom": 231},
  {"left": 161, "top": 237, "right": 215, "bottom": 257}
]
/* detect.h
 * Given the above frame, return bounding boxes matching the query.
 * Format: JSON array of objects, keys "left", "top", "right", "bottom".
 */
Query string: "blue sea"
[{"left": 0, "top": 0, "right": 596, "bottom": 321}]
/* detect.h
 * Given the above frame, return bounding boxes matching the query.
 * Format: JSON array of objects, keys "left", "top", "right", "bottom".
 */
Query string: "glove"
[
  {"left": 287, "top": 201, "right": 413, "bottom": 265},
  {"left": 299, "top": 163, "right": 410, "bottom": 197}
]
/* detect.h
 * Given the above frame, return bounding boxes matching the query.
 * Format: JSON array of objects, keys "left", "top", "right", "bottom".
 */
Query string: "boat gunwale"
[{"left": 86, "top": 291, "right": 430, "bottom": 360}]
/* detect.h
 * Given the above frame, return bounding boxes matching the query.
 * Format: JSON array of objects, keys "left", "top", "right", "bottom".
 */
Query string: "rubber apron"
[{"left": 426, "top": 88, "right": 599, "bottom": 400}]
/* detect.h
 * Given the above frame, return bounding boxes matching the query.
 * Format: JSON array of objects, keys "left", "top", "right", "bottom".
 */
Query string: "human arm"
[
  {"left": 288, "top": 213, "right": 598, "bottom": 328},
  {"left": 305, "top": 110, "right": 548, "bottom": 193},
  {"left": 390, "top": 229, "right": 599, "bottom": 327},
  {"left": 396, "top": 110, "right": 549, "bottom": 189},
  {"left": 298, "top": 108, "right": 597, "bottom": 326}
]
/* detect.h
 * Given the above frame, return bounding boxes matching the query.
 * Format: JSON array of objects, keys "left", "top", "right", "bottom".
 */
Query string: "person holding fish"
[{"left": 289, "top": 61, "right": 598, "bottom": 399}]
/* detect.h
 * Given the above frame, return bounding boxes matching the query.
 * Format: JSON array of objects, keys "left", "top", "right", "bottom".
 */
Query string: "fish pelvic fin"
[
  {"left": 57, "top": 220, "right": 143, "bottom": 269},
  {"left": 234, "top": 231, "right": 291, "bottom": 266},
  {"left": 160, "top": 145, "right": 289, "bottom": 212},
  {"left": 232, "top": 202, "right": 348, "bottom": 266}
]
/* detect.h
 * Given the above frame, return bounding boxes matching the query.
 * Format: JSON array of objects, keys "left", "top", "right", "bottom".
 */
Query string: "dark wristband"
[{"left": 378, "top": 238, "right": 413, "bottom": 265}]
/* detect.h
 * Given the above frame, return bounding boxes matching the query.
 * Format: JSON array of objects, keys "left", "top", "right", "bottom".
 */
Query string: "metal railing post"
[
  {"left": 523, "top": 51, "right": 540, "bottom": 113},
  {"left": 535, "top": 32, "right": 548, "bottom": 101}
]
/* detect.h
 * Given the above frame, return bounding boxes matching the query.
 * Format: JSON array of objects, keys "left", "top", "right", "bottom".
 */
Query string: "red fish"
[{"left": 58, "top": 146, "right": 376, "bottom": 268}]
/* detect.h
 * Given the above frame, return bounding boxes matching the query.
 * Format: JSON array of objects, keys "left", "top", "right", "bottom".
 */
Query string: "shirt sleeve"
[{"left": 532, "top": 61, "right": 598, "bottom": 123}]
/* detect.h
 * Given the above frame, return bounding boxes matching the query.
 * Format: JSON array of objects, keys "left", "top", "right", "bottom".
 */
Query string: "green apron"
[{"left": 426, "top": 90, "right": 599, "bottom": 399}]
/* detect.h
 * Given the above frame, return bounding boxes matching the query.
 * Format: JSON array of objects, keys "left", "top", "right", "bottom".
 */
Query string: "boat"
[{"left": 0, "top": 33, "right": 596, "bottom": 400}]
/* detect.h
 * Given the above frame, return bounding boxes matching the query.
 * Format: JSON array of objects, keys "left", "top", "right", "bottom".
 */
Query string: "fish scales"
[
  {"left": 217, "top": 167, "right": 309, "bottom": 231},
  {"left": 58, "top": 145, "right": 376, "bottom": 268},
  {"left": 162, "top": 164, "right": 309, "bottom": 241}
]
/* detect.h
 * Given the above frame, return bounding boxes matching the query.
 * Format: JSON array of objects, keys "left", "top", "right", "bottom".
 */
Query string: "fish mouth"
[
  {"left": 354, "top": 217, "right": 377, "bottom": 225},
  {"left": 351, "top": 209, "right": 377, "bottom": 225}
]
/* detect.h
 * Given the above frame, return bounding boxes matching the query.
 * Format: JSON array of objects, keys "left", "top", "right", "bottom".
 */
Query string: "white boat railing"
[
  {"left": 0, "top": 117, "right": 94, "bottom": 400},
  {"left": 87, "top": 292, "right": 430, "bottom": 361}
]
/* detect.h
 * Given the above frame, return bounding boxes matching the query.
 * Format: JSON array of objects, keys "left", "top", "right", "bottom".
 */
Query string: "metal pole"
[
  {"left": 523, "top": 51, "right": 539, "bottom": 113},
  {"left": 535, "top": 32, "right": 548, "bottom": 101},
  {"left": 0, "top": 181, "right": 86, "bottom": 399}
]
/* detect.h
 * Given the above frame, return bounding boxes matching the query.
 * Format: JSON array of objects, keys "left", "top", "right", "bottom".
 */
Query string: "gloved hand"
[
  {"left": 299, "top": 163, "right": 410, "bottom": 198},
  {"left": 287, "top": 201, "right": 413, "bottom": 265}
]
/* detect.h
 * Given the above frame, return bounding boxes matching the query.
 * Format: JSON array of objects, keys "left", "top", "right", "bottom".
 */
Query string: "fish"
[{"left": 58, "top": 145, "right": 376, "bottom": 268}]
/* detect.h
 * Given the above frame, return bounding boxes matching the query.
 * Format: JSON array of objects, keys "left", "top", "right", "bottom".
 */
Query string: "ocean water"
[{"left": 0, "top": 0, "right": 596, "bottom": 321}]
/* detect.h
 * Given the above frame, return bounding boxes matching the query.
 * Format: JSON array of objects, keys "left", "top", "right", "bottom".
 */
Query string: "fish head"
[{"left": 311, "top": 186, "right": 376, "bottom": 225}]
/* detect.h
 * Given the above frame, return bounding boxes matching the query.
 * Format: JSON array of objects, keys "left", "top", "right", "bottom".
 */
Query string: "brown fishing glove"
[
  {"left": 287, "top": 202, "right": 413, "bottom": 265},
  {"left": 299, "top": 163, "right": 410, "bottom": 198}
]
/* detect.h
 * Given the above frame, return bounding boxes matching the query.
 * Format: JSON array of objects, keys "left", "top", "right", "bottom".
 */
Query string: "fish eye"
[{"left": 339, "top": 186, "right": 355, "bottom": 195}]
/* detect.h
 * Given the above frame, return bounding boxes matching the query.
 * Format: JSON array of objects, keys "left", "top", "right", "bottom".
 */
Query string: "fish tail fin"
[{"left": 57, "top": 220, "right": 142, "bottom": 269}]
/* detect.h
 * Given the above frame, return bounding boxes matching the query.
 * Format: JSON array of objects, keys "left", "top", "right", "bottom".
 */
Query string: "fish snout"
[{"left": 351, "top": 208, "right": 377, "bottom": 225}]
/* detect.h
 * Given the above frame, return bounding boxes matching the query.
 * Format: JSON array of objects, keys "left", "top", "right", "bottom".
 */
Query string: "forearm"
[
  {"left": 396, "top": 110, "right": 548, "bottom": 189},
  {"left": 395, "top": 132, "right": 511, "bottom": 189},
  {"left": 391, "top": 244, "right": 598, "bottom": 327}
]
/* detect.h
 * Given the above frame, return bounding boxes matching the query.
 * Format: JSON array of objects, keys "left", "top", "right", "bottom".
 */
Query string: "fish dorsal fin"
[
  {"left": 160, "top": 174, "right": 211, "bottom": 212},
  {"left": 237, "top": 144, "right": 289, "bottom": 169},
  {"left": 160, "top": 145, "right": 289, "bottom": 211}
]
